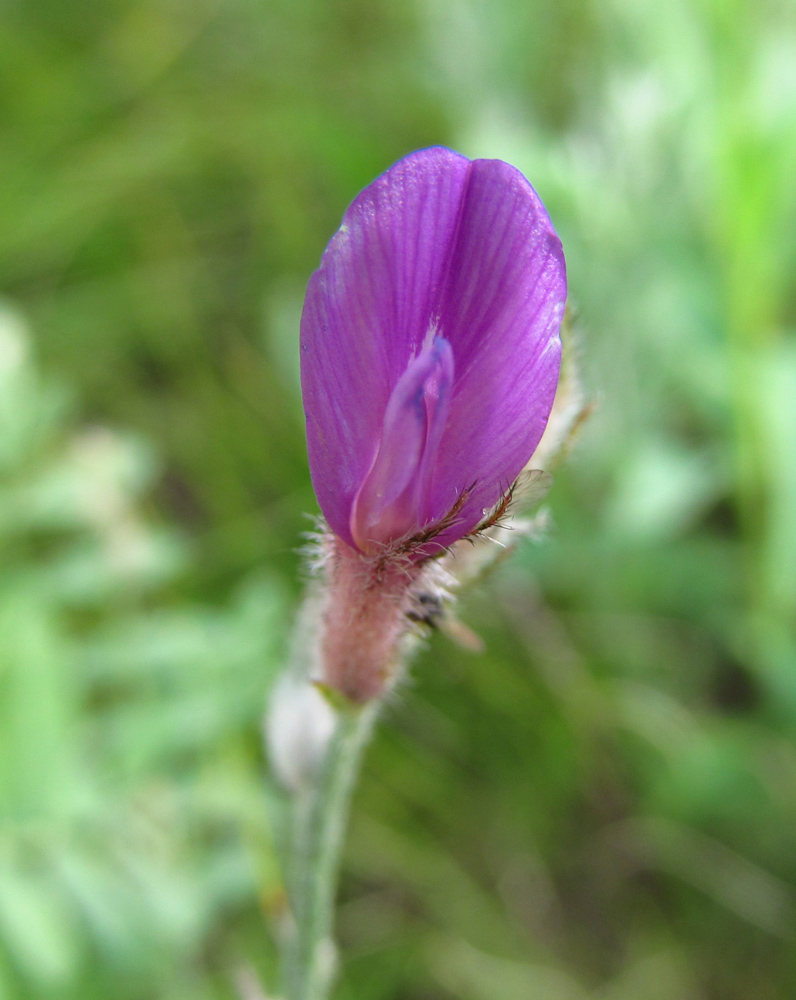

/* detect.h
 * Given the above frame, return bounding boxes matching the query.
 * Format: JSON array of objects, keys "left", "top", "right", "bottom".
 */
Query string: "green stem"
[{"left": 285, "top": 701, "right": 379, "bottom": 1000}]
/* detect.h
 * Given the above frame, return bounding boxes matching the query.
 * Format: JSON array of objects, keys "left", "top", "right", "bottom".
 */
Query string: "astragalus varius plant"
[{"left": 267, "top": 147, "right": 574, "bottom": 1000}]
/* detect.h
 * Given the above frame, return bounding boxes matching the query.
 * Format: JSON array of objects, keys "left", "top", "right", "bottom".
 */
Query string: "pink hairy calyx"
[{"left": 320, "top": 536, "right": 426, "bottom": 703}]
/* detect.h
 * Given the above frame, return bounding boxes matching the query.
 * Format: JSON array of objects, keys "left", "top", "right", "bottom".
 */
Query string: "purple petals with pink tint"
[
  {"left": 300, "top": 147, "right": 566, "bottom": 553},
  {"left": 300, "top": 148, "right": 470, "bottom": 548}
]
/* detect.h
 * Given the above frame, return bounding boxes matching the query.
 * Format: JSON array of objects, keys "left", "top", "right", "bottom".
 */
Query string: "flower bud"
[{"left": 265, "top": 673, "right": 336, "bottom": 793}]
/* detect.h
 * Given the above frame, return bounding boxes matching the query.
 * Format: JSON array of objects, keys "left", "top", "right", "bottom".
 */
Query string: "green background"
[{"left": 1, "top": 0, "right": 795, "bottom": 996}]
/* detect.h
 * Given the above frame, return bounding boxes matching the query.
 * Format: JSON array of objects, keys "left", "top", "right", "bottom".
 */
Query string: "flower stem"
[{"left": 284, "top": 700, "right": 380, "bottom": 1000}]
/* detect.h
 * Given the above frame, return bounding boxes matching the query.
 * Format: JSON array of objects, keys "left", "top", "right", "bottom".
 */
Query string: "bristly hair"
[
  {"left": 377, "top": 483, "right": 477, "bottom": 565},
  {"left": 300, "top": 469, "right": 551, "bottom": 583},
  {"left": 299, "top": 488, "right": 475, "bottom": 584},
  {"left": 466, "top": 479, "right": 517, "bottom": 539},
  {"left": 298, "top": 514, "right": 335, "bottom": 577},
  {"left": 463, "top": 468, "right": 553, "bottom": 542}
]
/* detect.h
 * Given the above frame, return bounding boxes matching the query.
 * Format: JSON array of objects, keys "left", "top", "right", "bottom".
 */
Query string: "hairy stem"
[{"left": 284, "top": 701, "right": 380, "bottom": 1000}]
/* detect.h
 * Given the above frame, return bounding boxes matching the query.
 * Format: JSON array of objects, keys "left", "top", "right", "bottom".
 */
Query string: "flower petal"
[
  {"left": 300, "top": 148, "right": 472, "bottom": 547},
  {"left": 350, "top": 337, "right": 454, "bottom": 551},
  {"left": 426, "top": 158, "right": 566, "bottom": 543}
]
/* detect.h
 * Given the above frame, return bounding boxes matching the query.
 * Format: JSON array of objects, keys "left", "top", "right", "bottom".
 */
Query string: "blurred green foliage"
[
  {"left": 1, "top": 0, "right": 796, "bottom": 997},
  {"left": 0, "top": 304, "right": 286, "bottom": 997}
]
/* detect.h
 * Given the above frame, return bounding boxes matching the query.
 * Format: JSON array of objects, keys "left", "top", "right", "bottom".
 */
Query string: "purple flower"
[{"left": 301, "top": 147, "right": 566, "bottom": 555}]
